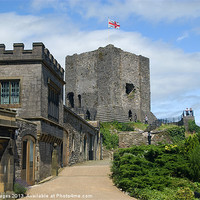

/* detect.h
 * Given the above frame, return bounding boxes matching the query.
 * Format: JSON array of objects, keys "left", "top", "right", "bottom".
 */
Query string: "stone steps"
[{"left": 96, "top": 106, "right": 129, "bottom": 122}]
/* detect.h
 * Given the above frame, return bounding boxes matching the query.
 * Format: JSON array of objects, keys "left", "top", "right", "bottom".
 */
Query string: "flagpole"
[{"left": 108, "top": 17, "right": 110, "bottom": 44}]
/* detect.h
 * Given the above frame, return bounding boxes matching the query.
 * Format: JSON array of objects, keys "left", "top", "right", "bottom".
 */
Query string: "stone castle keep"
[
  {"left": 0, "top": 42, "right": 155, "bottom": 192},
  {"left": 66, "top": 44, "right": 156, "bottom": 123}
]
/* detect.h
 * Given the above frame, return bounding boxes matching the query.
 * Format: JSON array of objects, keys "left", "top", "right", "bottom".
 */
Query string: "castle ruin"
[{"left": 65, "top": 44, "right": 156, "bottom": 123}]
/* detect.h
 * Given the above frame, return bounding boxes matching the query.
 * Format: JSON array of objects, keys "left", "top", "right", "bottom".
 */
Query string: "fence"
[{"left": 149, "top": 112, "right": 186, "bottom": 131}]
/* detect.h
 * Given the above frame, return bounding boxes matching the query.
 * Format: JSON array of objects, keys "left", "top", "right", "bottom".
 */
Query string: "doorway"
[
  {"left": 83, "top": 136, "right": 87, "bottom": 160},
  {"left": 21, "top": 135, "right": 35, "bottom": 185}
]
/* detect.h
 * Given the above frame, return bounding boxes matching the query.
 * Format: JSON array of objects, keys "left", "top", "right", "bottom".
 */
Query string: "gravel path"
[{"left": 22, "top": 159, "right": 136, "bottom": 200}]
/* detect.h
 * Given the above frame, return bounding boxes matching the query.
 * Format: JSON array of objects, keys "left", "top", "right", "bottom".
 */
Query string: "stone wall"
[
  {"left": 65, "top": 45, "right": 156, "bottom": 123},
  {"left": 14, "top": 118, "right": 37, "bottom": 181},
  {"left": 0, "top": 108, "right": 17, "bottom": 193},
  {"left": 0, "top": 139, "right": 15, "bottom": 193},
  {"left": 38, "top": 141, "right": 61, "bottom": 181},
  {"left": 0, "top": 43, "right": 64, "bottom": 125},
  {"left": 0, "top": 43, "right": 101, "bottom": 188},
  {"left": 119, "top": 130, "right": 172, "bottom": 148},
  {"left": 0, "top": 43, "right": 65, "bottom": 185},
  {"left": 63, "top": 106, "right": 100, "bottom": 166}
]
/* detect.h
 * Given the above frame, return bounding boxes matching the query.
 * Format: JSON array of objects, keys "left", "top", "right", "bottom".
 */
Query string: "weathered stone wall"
[
  {"left": 41, "top": 64, "right": 64, "bottom": 124},
  {"left": 0, "top": 139, "right": 15, "bottom": 193},
  {"left": 119, "top": 130, "right": 173, "bottom": 148},
  {"left": 65, "top": 45, "right": 156, "bottom": 123},
  {"left": 14, "top": 118, "right": 37, "bottom": 181},
  {"left": 0, "top": 108, "right": 17, "bottom": 193},
  {"left": 0, "top": 43, "right": 64, "bottom": 125},
  {"left": 0, "top": 43, "right": 65, "bottom": 184},
  {"left": 0, "top": 63, "right": 42, "bottom": 118},
  {"left": 63, "top": 106, "right": 99, "bottom": 166}
]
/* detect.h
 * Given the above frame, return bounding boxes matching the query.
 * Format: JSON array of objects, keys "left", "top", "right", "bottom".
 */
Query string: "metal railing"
[{"left": 148, "top": 110, "right": 192, "bottom": 131}]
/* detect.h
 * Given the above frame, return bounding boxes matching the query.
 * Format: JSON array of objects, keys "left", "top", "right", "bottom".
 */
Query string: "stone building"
[
  {"left": 65, "top": 44, "right": 156, "bottom": 124},
  {"left": 0, "top": 108, "right": 17, "bottom": 193},
  {"left": 0, "top": 43, "right": 100, "bottom": 190},
  {"left": 63, "top": 106, "right": 100, "bottom": 166}
]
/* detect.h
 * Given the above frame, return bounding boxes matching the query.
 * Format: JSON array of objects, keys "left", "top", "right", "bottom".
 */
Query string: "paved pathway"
[{"left": 22, "top": 159, "right": 136, "bottom": 200}]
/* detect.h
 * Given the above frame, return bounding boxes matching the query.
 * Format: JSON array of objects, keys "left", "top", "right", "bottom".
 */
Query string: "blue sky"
[{"left": 0, "top": 0, "right": 200, "bottom": 124}]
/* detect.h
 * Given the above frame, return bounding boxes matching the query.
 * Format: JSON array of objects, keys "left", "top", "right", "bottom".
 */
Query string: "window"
[
  {"left": 0, "top": 80, "right": 20, "bottom": 104},
  {"left": 48, "top": 86, "right": 59, "bottom": 122},
  {"left": 78, "top": 94, "right": 81, "bottom": 108},
  {"left": 86, "top": 110, "right": 91, "bottom": 120},
  {"left": 67, "top": 92, "right": 74, "bottom": 108},
  {"left": 72, "top": 134, "right": 75, "bottom": 152},
  {"left": 128, "top": 110, "right": 132, "bottom": 121},
  {"left": 80, "top": 137, "right": 82, "bottom": 153},
  {"left": 126, "top": 83, "right": 134, "bottom": 95},
  {"left": 80, "top": 125, "right": 82, "bottom": 153}
]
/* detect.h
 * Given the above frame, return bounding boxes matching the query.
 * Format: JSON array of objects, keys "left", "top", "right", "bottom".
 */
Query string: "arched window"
[
  {"left": 80, "top": 136, "right": 82, "bottom": 153},
  {"left": 67, "top": 92, "right": 74, "bottom": 108},
  {"left": 72, "top": 134, "right": 75, "bottom": 152},
  {"left": 128, "top": 110, "right": 132, "bottom": 121},
  {"left": 78, "top": 94, "right": 81, "bottom": 108},
  {"left": 83, "top": 136, "right": 87, "bottom": 160},
  {"left": 86, "top": 110, "right": 91, "bottom": 120}
]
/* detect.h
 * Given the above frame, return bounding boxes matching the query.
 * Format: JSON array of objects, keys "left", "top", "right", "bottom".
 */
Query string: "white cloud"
[
  {"left": 177, "top": 32, "right": 189, "bottom": 41},
  {"left": 31, "top": 0, "right": 66, "bottom": 12},
  {"left": 1, "top": 12, "right": 199, "bottom": 123},
  {"left": 30, "top": 0, "right": 200, "bottom": 22}
]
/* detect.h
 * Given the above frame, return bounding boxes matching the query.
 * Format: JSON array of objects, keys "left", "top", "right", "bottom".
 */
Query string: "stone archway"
[
  {"left": 86, "top": 110, "right": 91, "bottom": 120},
  {"left": 128, "top": 110, "right": 132, "bottom": 121},
  {"left": 67, "top": 92, "right": 74, "bottom": 108},
  {"left": 21, "top": 135, "right": 36, "bottom": 185}
]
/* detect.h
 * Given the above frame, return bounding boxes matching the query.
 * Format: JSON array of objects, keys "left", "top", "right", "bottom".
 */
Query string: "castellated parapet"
[
  {"left": 65, "top": 44, "right": 156, "bottom": 123},
  {"left": 0, "top": 43, "right": 64, "bottom": 80}
]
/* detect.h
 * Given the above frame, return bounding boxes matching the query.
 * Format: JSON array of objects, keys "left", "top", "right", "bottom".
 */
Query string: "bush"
[
  {"left": 167, "top": 126, "right": 185, "bottom": 143},
  {"left": 175, "top": 187, "right": 195, "bottom": 200},
  {"left": 189, "top": 145, "right": 200, "bottom": 182},
  {"left": 182, "top": 135, "right": 200, "bottom": 154},
  {"left": 100, "top": 121, "right": 136, "bottom": 149},
  {"left": 14, "top": 179, "right": 28, "bottom": 196},
  {"left": 188, "top": 120, "right": 200, "bottom": 133},
  {"left": 112, "top": 143, "right": 200, "bottom": 200},
  {"left": 100, "top": 122, "right": 119, "bottom": 150},
  {"left": 112, "top": 121, "right": 134, "bottom": 131}
]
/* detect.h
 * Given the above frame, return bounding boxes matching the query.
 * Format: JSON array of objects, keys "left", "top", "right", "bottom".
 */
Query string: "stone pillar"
[{"left": 51, "top": 143, "right": 58, "bottom": 176}]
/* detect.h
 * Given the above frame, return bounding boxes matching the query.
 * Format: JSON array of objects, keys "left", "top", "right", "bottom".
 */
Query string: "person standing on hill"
[
  {"left": 190, "top": 108, "right": 193, "bottom": 116},
  {"left": 186, "top": 108, "right": 189, "bottom": 116},
  {"left": 145, "top": 115, "right": 148, "bottom": 124}
]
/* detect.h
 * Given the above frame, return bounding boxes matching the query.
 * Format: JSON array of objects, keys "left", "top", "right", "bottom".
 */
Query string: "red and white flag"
[{"left": 108, "top": 19, "right": 120, "bottom": 29}]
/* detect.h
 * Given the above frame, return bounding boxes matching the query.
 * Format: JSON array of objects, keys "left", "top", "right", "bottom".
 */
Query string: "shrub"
[
  {"left": 189, "top": 145, "right": 200, "bottom": 182},
  {"left": 112, "top": 143, "right": 200, "bottom": 200},
  {"left": 167, "top": 126, "right": 185, "bottom": 143},
  {"left": 112, "top": 121, "right": 134, "bottom": 131},
  {"left": 100, "top": 122, "right": 119, "bottom": 150},
  {"left": 14, "top": 179, "right": 29, "bottom": 195},
  {"left": 101, "top": 128, "right": 118, "bottom": 150},
  {"left": 188, "top": 120, "right": 200, "bottom": 133},
  {"left": 182, "top": 135, "right": 200, "bottom": 154},
  {"left": 175, "top": 187, "right": 195, "bottom": 200}
]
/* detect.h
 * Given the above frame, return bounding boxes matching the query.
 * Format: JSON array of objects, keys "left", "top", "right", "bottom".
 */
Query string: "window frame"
[
  {"left": 0, "top": 78, "right": 21, "bottom": 108},
  {"left": 47, "top": 78, "right": 60, "bottom": 122}
]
